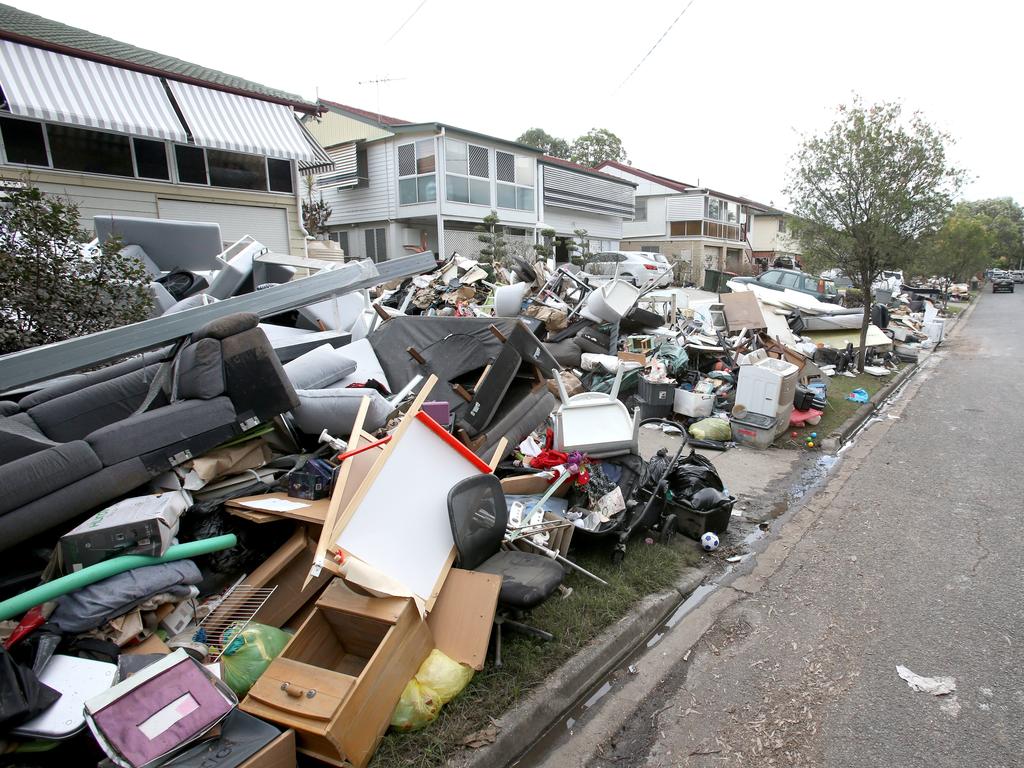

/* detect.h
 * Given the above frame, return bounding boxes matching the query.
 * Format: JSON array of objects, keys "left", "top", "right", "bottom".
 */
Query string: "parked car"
[
  {"left": 992, "top": 273, "right": 1014, "bottom": 293},
  {"left": 731, "top": 268, "right": 839, "bottom": 303},
  {"left": 1011, "top": 270, "right": 1024, "bottom": 284},
  {"left": 582, "top": 251, "right": 672, "bottom": 288}
]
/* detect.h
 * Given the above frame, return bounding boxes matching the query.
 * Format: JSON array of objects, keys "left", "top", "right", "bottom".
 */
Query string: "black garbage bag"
[
  {"left": 665, "top": 450, "right": 726, "bottom": 501},
  {"left": 689, "top": 486, "right": 732, "bottom": 511},
  {"left": 0, "top": 647, "right": 60, "bottom": 731}
]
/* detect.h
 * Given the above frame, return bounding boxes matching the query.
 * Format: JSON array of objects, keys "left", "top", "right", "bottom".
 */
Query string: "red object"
[
  {"left": 337, "top": 435, "right": 392, "bottom": 462},
  {"left": 529, "top": 449, "right": 570, "bottom": 470},
  {"left": 413, "top": 411, "right": 493, "bottom": 474},
  {"left": 3, "top": 606, "right": 48, "bottom": 648},
  {"left": 644, "top": 263, "right": 658, "bottom": 270},
  {"left": 789, "top": 408, "right": 823, "bottom": 428}
]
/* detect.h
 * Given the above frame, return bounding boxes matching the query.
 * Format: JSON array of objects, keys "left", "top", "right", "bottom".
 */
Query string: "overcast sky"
[{"left": 19, "top": 0, "right": 1024, "bottom": 208}]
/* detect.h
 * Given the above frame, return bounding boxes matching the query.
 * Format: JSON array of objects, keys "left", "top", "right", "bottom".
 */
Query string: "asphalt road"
[{"left": 534, "top": 289, "right": 1024, "bottom": 767}]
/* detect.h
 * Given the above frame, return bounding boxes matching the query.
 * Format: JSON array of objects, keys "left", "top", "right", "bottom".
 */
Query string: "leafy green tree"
[
  {"left": 568, "top": 228, "right": 592, "bottom": 266},
  {"left": 516, "top": 128, "right": 570, "bottom": 159},
  {"left": 0, "top": 181, "right": 152, "bottom": 354},
  {"left": 958, "top": 198, "right": 1023, "bottom": 269},
  {"left": 569, "top": 128, "right": 628, "bottom": 167},
  {"left": 533, "top": 227, "right": 557, "bottom": 261},
  {"left": 917, "top": 206, "right": 993, "bottom": 301},
  {"left": 786, "top": 98, "right": 965, "bottom": 370}
]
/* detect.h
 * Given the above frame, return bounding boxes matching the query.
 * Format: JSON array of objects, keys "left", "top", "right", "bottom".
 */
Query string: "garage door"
[{"left": 157, "top": 199, "right": 291, "bottom": 254}]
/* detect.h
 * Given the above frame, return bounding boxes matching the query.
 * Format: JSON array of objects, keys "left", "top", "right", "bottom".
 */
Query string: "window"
[
  {"left": 208, "top": 149, "right": 267, "bottom": 191},
  {"left": 268, "top": 158, "right": 294, "bottom": 193},
  {"left": 706, "top": 197, "right": 721, "bottom": 220},
  {"left": 644, "top": 245, "right": 660, "bottom": 254},
  {"left": 398, "top": 139, "right": 436, "bottom": 204},
  {"left": 47, "top": 125, "right": 133, "bottom": 177},
  {"left": 175, "top": 145, "right": 208, "bottom": 184},
  {"left": 445, "top": 138, "right": 490, "bottom": 205},
  {"left": 133, "top": 138, "right": 169, "bottom": 180},
  {"left": 759, "top": 271, "right": 780, "bottom": 286},
  {"left": 495, "top": 150, "right": 534, "bottom": 211},
  {"left": 364, "top": 227, "right": 387, "bottom": 262},
  {"left": 777, "top": 217, "right": 786, "bottom": 233},
  {"left": 0, "top": 117, "right": 47, "bottom": 166},
  {"left": 777, "top": 271, "right": 800, "bottom": 288},
  {"left": 329, "top": 230, "right": 350, "bottom": 255},
  {"left": 669, "top": 221, "right": 702, "bottom": 236},
  {"left": 634, "top": 198, "right": 647, "bottom": 222}
]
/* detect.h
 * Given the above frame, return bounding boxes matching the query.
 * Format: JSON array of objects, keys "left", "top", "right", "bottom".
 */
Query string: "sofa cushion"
[
  {"left": 0, "top": 413, "right": 58, "bottom": 464},
  {"left": 284, "top": 344, "right": 358, "bottom": 390},
  {"left": 18, "top": 350, "right": 169, "bottom": 411},
  {"left": 176, "top": 338, "right": 225, "bottom": 400},
  {"left": 291, "top": 388, "right": 392, "bottom": 436},
  {"left": 86, "top": 396, "right": 237, "bottom": 466},
  {"left": 28, "top": 366, "right": 166, "bottom": 442},
  {"left": 0, "top": 401, "right": 20, "bottom": 417},
  {"left": 328, "top": 338, "right": 390, "bottom": 390},
  {"left": 221, "top": 327, "right": 299, "bottom": 420},
  {"left": 192, "top": 312, "right": 258, "bottom": 342},
  {"left": 0, "top": 441, "right": 102, "bottom": 516},
  {"left": 0, "top": 456, "right": 150, "bottom": 552}
]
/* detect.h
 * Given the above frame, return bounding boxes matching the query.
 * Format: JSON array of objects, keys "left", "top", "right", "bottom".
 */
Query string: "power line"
[
  {"left": 615, "top": 0, "right": 698, "bottom": 93},
  {"left": 383, "top": 0, "right": 430, "bottom": 46}
]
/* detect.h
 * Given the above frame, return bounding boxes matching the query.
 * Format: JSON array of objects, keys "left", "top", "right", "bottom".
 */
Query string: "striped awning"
[
  {"left": 0, "top": 40, "right": 187, "bottom": 141},
  {"left": 296, "top": 120, "right": 335, "bottom": 175},
  {"left": 168, "top": 79, "right": 320, "bottom": 162}
]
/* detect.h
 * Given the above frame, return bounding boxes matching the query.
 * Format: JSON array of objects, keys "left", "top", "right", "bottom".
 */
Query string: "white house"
[
  {"left": 0, "top": 3, "right": 332, "bottom": 254},
  {"left": 303, "top": 101, "right": 634, "bottom": 262},
  {"left": 748, "top": 206, "right": 803, "bottom": 269},
  {"left": 595, "top": 161, "right": 769, "bottom": 285}
]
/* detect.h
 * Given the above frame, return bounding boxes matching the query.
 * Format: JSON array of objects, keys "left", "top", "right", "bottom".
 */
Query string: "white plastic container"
[
  {"left": 581, "top": 279, "right": 640, "bottom": 323},
  {"left": 735, "top": 358, "right": 799, "bottom": 418},
  {"left": 674, "top": 388, "right": 714, "bottom": 418},
  {"left": 924, "top": 319, "right": 944, "bottom": 343}
]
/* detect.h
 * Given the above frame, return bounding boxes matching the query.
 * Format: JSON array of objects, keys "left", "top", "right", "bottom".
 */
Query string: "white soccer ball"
[{"left": 700, "top": 531, "right": 720, "bottom": 551}]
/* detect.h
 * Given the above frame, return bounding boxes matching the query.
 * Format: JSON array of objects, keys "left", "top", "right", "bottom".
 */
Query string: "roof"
[
  {"left": 594, "top": 160, "right": 693, "bottom": 192},
  {"left": 318, "top": 98, "right": 411, "bottom": 127},
  {"left": 0, "top": 3, "right": 317, "bottom": 111},
  {"left": 540, "top": 154, "right": 636, "bottom": 186}
]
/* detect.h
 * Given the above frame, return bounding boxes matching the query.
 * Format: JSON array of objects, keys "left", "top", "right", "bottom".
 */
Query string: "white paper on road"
[
  {"left": 238, "top": 497, "right": 310, "bottom": 512},
  {"left": 896, "top": 665, "right": 956, "bottom": 695}
]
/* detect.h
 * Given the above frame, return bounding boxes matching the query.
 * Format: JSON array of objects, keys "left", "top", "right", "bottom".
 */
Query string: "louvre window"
[
  {"left": 445, "top": 138, "right": 490, "bottom": 205},
  {"left": 495, "top": 150, "right": 534, "bottom": 212},
  {"left": 397, "top": 140, "right": 436, "bottom": 204}
]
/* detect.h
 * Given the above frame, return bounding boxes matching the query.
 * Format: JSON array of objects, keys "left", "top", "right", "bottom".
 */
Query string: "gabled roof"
[
  {"left": 594, "top": 160, "right": 694, "bottom": 192},
  {"left": 0, "top": 2, "right": 317, "bottom": 111},
  {"left": 540, "top": 155, "right": 637, "bottom": 186},
  {"left": 318, "top": 98, "right": 411, "bottom": 127}
]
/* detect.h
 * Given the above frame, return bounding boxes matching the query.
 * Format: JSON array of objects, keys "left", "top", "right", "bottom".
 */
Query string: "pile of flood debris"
[{"left": 0, "top": 221, "right": 953, "bottom": 767}]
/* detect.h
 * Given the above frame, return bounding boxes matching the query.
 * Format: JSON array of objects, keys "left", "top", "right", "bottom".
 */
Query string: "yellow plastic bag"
[
  {"left": 390, "top": 649, "right": 474, "bottom": 731},
  {"left": 688, "top": 417, "right": 732, "bottom": 442}
]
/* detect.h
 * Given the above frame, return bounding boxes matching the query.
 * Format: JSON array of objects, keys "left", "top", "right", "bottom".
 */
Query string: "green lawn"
[
  {"left": 776, "top": 370, "right": 897, "bottom": 449},
  {"left": 370, "top": 536, "right": 700, "bottom": 768}
]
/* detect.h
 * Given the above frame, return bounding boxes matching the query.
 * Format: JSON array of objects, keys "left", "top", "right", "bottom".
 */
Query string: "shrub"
[{"left": 0, "top": 182, "right": 152, "bottom": 354}]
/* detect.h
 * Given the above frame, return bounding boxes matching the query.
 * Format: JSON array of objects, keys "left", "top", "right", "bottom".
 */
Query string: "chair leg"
[
  {"left": 502, "top": 617, "right": 554, "bottom": 642},
  {"left": 493, "top": 617, "right": 504, "bottom": 668}
]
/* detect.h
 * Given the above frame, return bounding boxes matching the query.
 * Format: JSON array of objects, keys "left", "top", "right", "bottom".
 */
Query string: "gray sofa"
[{"left": 0, "top": 313, "right": 298, "bottom": 550}]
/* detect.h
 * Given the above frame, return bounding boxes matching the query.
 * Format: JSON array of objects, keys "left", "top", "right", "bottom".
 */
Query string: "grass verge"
[
  {"left": 776, "top": 370, "right": 896, "bottom": 449},
  {"left": 370, "top": 536, "right": 701, "bottom": 767}
]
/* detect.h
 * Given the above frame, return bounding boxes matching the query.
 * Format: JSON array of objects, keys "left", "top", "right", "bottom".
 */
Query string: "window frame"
[
  {"left": 495, "top": 149, "right": 535, "bottom": 212},
  {"left": 444, "top": 138, "right": 490, "bottom": 206},
  {"left": 364, "top": 226, "right": 387, "bottom": 262},
  {"left": 0, "top": 114, "right": 291, "bottom": 192},
  {"left": 634, "top": 198, "right": 647, "bottom": 222},
  {"left": 397, "top": 139, "right": 437, "bottom": 205}
]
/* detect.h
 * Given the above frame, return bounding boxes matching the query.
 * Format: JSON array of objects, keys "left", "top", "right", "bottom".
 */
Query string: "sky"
[{"left": 17, "top": 0, "right": 1024, "bottom": 209}]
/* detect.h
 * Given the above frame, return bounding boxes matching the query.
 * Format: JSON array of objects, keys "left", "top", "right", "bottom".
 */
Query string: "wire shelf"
[{"left": 194, "top": 584, "right": 276, "bottom": 661}]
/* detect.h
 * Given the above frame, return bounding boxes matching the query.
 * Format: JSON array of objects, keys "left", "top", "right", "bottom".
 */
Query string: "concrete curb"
[{"left": 454, "top": 567, "right": 706, "bottom": 768}]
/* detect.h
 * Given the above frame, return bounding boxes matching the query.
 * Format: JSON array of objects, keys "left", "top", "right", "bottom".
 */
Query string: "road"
[{"left": 531, "top": 289, "right": 1024, "bottom": 767}]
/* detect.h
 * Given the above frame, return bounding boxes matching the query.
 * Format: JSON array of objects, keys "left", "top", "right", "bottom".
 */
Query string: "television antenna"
[{"left": 356, "top": 76, "right": 407, "bottom": 124}]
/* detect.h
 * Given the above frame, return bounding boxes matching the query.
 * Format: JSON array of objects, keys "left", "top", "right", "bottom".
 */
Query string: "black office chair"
[{"left": 447, "top": 474, "right": 565, "bottom": 666}]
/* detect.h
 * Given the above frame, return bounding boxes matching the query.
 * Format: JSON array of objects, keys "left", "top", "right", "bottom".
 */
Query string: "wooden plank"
[{"left": 427, "top": 569, "right": 501, "bottom": 671}]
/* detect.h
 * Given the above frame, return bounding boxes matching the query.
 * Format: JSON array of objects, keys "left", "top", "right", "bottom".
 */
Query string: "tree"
[
  {"left": 785, "top": 98, "right": 965, "bottom": 370},
  {"left": 533, "top": 227, "right": 557, "bottom": 261},
  {"left": 0, "top": 182, "right": 152, "bottom": 354},
  {"left": 475, "top": 210, "right": 508, "bottom": 267},
  {"left": 569, "top": 128, "right": 628, "bottom": 167},
  {"left": 917, "top": 206, "right": 993, "bottom": 302},
  {"left": 516, "top": 128, "right": 570, "bottom": 159},
  {"left": 301, "top": 176, "right": 332, "bottom": 236},
  {"left": 958, "top": 198, "right": 1024, "bottom": 269},
  {"left": 568, "top": 228, "right": 592, "bottom": 266}
]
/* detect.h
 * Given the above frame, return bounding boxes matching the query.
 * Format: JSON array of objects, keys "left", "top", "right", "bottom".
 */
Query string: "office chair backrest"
[{"left": 447, "top": 474, "right": 508, "bottom": 570}]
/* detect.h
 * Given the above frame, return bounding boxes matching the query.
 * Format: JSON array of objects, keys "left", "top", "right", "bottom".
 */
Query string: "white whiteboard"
[{"left": 336, "top": 416, "right": 485, "bottom": 601}]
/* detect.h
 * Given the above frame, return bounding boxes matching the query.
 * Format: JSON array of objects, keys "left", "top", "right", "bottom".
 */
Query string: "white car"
[{"left": 582, "top": 251, "right": 672, "bottom": 288}]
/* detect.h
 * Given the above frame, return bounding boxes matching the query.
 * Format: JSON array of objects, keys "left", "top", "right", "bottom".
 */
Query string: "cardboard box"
[
  {"left": 59, "top": 492, "right": 188, "bottom": 572},
  {"left": 617, "top": 351, "right": 648, "bottom": 366},
  {"left": 500, "top": 474, "right": 571, "bottom": 499},
  {"left": 240, "top": 570, "right": 500, "bottom": 768}
]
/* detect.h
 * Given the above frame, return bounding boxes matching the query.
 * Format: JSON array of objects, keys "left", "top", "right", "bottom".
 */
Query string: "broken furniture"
[
  {"left": 0, "top": 251, "right": 437, "bottom": 392},
  {"left": 94, "top": 215, "right": 224, "bottom": 274},
  {"left": 368, "top": 317, "right": 558, "bottom": 461},
  {"left": 447, "top": 474, "right": 565, "bottom": 666},
  {"left": 241, "top": 581, "right": 433, "bottom": 767},
  {"left": 0, "top": 313, "right": 298, "bottom": 551},
  {"left": 552, "top": 364, "right": 638, "bottom": 458}
]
